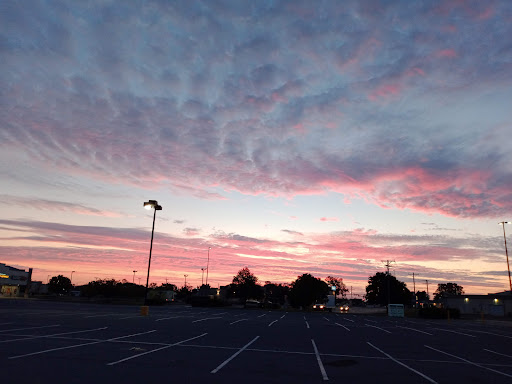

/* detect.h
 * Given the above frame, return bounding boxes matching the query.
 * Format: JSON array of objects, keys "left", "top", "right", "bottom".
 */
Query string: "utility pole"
[
  {"left": 184, "top": 274, "right": 188, "bottom": 288},
  {"left": 383, "top": 260, "right": 395, "bottom": 306},
  {"left": 350, "top": 286, "right": 353, "bottom": 300},
  {"left": 426, "top": 280, "right": 429, "bottom": 301},
  {"left": 412, "top": 273, "right": 416, "bottom": 308}
]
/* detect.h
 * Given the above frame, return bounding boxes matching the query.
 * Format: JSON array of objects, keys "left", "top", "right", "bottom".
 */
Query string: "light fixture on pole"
[
  {"left": 71, "top": 271, "right": 75, "bottom": 285},
  {"left": 143, "top": 200, "right": 162, "bottom": 306},
  {"left": 201, "top": 267, "right": 206, "bottom": 286},
  {"left": 133, "top": 270, "right": 137, "bottom": 284},
  {"left": 205, "top": 247, "right": 211, "bottom": 287},
  {"left": 499, "top": 221, "right": 512, "bottom": 291},
  {"left": 184, "top": 274, "right": 188, "bottom": 288}
]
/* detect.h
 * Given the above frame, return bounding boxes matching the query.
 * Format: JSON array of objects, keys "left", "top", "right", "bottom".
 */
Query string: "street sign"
[{"left": 388, "top": 304, "right": 404, "bottom": 317}]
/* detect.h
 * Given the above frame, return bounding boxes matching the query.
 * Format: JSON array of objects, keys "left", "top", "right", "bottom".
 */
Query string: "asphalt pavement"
[{"left": 1, "top": 300, "right": 511, "bottom": 383}]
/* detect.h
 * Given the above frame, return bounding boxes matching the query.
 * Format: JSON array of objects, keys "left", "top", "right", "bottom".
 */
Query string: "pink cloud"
[
  {"left": 436, "top": 49, "right": 457, "bottom": 58},
  {"left": 368, "top": 83, "right": 402, "bottom": 102},
  {"left": 319, "top": 217, "right": 339, "bottom": 222}
]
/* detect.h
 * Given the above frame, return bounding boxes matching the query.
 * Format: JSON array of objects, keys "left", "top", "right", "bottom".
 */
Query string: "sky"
[{"left": 1, "top": 0, "right": 512, "bottom": 297}]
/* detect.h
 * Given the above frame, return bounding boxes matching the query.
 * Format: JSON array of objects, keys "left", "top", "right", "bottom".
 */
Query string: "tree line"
[{"left": 46, "top": 269, "right": 464, "bottom": 307}]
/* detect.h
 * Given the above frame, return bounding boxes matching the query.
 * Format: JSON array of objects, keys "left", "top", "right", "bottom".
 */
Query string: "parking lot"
[{"left": 1, "top": 300, "right": 511, "bottom": 383}]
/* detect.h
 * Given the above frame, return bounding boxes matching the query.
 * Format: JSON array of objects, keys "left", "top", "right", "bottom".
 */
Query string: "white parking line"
[
  {"left": 155, "top": 316, "right": 183, "bottom": 322},
  {"left": 425, "top": 345, "right": 512, "bottom": 379},
  {"left": 268, "top": 320, "right": 278, "bottom": 327},
  {"left": 484, "top": 349, "right": 512, "bottom": 358},
  {"left": 9, "top": 330, "right": 157, "bottom": 359},
  {"left": 0, "top": 327, "right": 108, "bottom": 343},
  {"left": 211, "top": 336, "right": 260, "bottom": 373},
  {"left": 108, "top": 333, "right": 208, "bottom": 366},
  {"left": 365, "top": 319, "right": 378, "bottom": 323},
  {"left": 466, "top": 329, "right": 512, "bottom": 339},
  {"left": 0, "top": 324, "right": 60, "bottom": 333},
  {"left": 192, "top": 317, "right": 223, "bottom": 323},
  {"left": 323, "top": 317, "right": 330, "bottom": 322},
  {"left": 335, "top": 323, "right": 350, "bottom": 331},
  {"left": 311, "top": 339, "right": 329, "bottom": 381},
  {"left": 368, "top": 342, "right": 437, "bottom": 383},
  {"left": 396, "top": 326, "right": 433, "bottom": 336},
  {"left": 306, "top": 321, "right": 310, "bottom": 329},
  {"left": 230, "top": 319, "right": 248, "bottom": 325},
  {"left": 84, "top": 313, "right": 118, "bottom": 318},
  {"left": 433, "top": 328, "right": 475, "bottom": 337},
  {"left": 280, "top": 314, "right": 286, "bottom": 319},
  {"left": 257, "top": 314, "right": 267, "bottom": 318},
  {"left": 340, "top": 317, "right": 354, "bottom": 323},
  {"left": 365, "top": 324, "right": 392, "bottom": 334}
]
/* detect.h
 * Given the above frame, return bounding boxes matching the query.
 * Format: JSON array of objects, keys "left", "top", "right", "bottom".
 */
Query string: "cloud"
[
  {"left": 1, "top": 0, "right": 512, "bottom": 223},
  {"left": 319, "top": 217, "right": 339, "bottom": 222}
]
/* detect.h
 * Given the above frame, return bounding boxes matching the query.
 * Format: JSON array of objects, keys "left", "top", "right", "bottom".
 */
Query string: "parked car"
[
  {"left": 312, "top": 303, "right": 327, "bottom": 311},
  {"left": 340, "top": 304, "right": 349, "bottom": 312}
]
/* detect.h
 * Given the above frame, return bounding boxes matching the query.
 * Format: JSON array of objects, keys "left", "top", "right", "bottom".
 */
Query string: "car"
[
  {"left": 312, "top": 303, "right": 327, "bottom": 311},
  {"left": 340, "top": 304, "right": 349, "bottom": 312}
]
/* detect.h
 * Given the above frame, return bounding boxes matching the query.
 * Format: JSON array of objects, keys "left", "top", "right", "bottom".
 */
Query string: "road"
[{"left": 1, "top": 300, "right": 511, "bottom": 383}]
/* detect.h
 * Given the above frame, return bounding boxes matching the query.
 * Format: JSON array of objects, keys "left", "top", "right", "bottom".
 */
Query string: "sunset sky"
[{"left": 2, "top": 0, "right": 512, "bottom": 296}]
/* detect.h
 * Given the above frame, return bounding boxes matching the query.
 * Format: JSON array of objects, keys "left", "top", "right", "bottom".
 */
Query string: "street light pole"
[
  {"left": 143, "top": 200, "right": 162, "bottom": 306},
  {"left": 184, "top": 274, "right": 188, "bottom": 288},
  {"left": 205, "top": 247, "right": 211, "bottom": 287},
  {"left": 133, "top": 270, "right": 137, "bottom": 284},
  {"left": 71, "top": 271, "right": 75, "bottom": 285},
  {"left": 499, "top": 221, "right": 512, "bottom": 292}
]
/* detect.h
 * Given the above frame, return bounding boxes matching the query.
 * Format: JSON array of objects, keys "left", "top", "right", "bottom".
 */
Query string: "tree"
[
  {"left": 48, "top": 275, "right": 73, "bottom": 294},
  {"left": 263, "top": 282, "right": 290, "bottom": 305},
  {"left": 229, "top": 267, "right": 263, "bottom": 301},
  {"left": 434, "top": 283, "right": 464, "bottom": 301},
  {"left": 288, "top": 273, "right": 329, "bottom": 308},
  {"left": 365, "top": 272, "right": 412, "bottom": 305},
  {"left": 415, "top": 290, "right": 429, "bottom": 302},
  {"left": 325, "top": 276, "right": 349, "bottom": 300}
]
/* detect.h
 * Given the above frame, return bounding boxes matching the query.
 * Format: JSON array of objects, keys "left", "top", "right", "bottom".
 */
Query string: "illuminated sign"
[{"left": 0, "top": 273, "right": 9, "bottom": 279}]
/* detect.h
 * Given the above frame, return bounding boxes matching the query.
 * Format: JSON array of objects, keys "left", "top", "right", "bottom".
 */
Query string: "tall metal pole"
[
  {"left": 133, "top": 270, "right": 137, "bottom": 284},
  {"left": 205, "top": 247, "right": 211, "bottom": 287},
  {"left": 71, "top": 271, "right": 75, "bottom": 285},
  {"left": 426, "top": 280, "right": 429, "bottom": 301},
  {"left": 413, "top": 273, "right": 416, "bottom": 308},
  {"left": 499, "top": 221, "right": 512, "bottom": 292},
  {"left": 144, "top": 207, "right": 157, "bottom": 306},
  {"left": 184, "top": 274, "right": 188, "bottom": 288},
  {"left": 201, "top": 268, "right": 206, "bottom": 286}
]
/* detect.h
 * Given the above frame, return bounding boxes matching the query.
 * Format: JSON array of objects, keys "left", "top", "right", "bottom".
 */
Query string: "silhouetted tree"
[
  {"left": 415, "top": 290, "right": 429, "bottom": 302},
  {"left": 288, "top": 274, "right": 329, "bottom": 308},
  {"left": 434, "top": 283, "right": 464, "bottom": 301},
  {"left": 229, "top": 267, "right": 263, "bottom": 301},
  {"left": 48, "top": 275, "right": 73, "bottom": 294},
  {"left": 365, "top": 272, "right": 412, "bottom": 305},
  {"left": 263, "top": 282, "right": 290, "bottom": 305},
  {"left": 325, "top": 276, "right": 349, "bottom": 300}
]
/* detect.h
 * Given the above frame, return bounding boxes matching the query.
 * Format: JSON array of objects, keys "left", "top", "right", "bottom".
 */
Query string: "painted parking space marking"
[
  {"left": 433, "top": 328, "right": 476, "bottom": 337},
  {"left": 311, "top": 339, "right": 329, "bottom": 381},
  {"left": 425, "top": 345, "right": 512, "bottom": 379},
  {"left": 9, "top": 330, "right": 157, "bottom": 359},
  {"left": 280, "top": 314, "right": 286, "bottom": 319},
  {"left": 211, "top": 336, "right": 260, "bottom": 374},
  {"left": 268, "top": 320, "right": 278, "bottom": 327},
  {"left": 323, "top": 317, "right": 330, "bottom": 322},
  {"left": 365, "top": 324, "right": 392, "bottom": 334},
  {"left": 484, "top": 349, "right": 512, "bottom": 358},
  {"left": 397, "top": 326, "right": 433, "bottom": 336},
  {"left": 155, "top": 316, "right": 183, "bottom": 322},
  {"left": 107, "top": 333, "right": 208, "bottom": 366},
  {"left": 84, "top": 313, "right": 120, "bottom": 318},
  {"left": 368, "top": 342, "right": 438, "bottom": 383},
  {"left": 230, "top": 319, "right": 248, "bottom": 325},
  {"left": 257, "top": 314, "right": 267, "bottom": 318},
  {"left": 0, "top": 327, "right": 108, "bottom": 344},
  {"left": 0, "top": 324, "right": 60, "bottom": 333},
  {"left": 306, "top": 321, "right": 310, "bottom": 329},
  {"left": 192, "top": 317, "right": 223, "bottom": 323},
  {"left": 465, "top": 329, "right": 512, "bottom": 339},
  {"left": 335, "top": 322, "right": 350, "bottom": 331}
]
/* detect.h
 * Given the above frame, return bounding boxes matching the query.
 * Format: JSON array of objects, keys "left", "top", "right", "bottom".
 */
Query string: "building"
[
  {"left": 0, "top": 263, "right": 32, "bottom": 297},
  {"left": 443, "top": 291, "right": 512, "bottom": 317}
]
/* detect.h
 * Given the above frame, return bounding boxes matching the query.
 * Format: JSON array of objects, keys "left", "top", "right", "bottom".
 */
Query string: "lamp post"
[
  {"left": 205, "top": 247, "right": 211, "bottom": 287},
  {"left": 143, "top": 200, "right": 162, "bottom": 306},
  {"left": 201, "top": 268, "right": 206, "bottom": 286},
  {"left": 184, "top": 274, "right": 188, "bottom": 288},
  {"left": 499, "top": 221, "right": 512, "bottom": 292},
  {"left": 133, "top": 270, "right": 137, "bottom": 284},
  {"left": 71, "top": 271, "right": 75, "bottom": 285}
]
